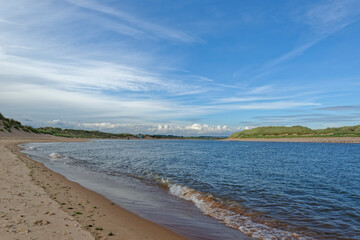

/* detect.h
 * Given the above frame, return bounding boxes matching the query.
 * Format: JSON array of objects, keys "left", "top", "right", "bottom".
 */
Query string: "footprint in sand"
[{"left": 34, "top": 220, "right": 50, "bottom": 226}]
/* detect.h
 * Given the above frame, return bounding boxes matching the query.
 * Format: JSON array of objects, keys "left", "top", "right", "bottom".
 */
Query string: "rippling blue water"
[{"left": 22, "top": 140, "right": 360, "bottom": 239}]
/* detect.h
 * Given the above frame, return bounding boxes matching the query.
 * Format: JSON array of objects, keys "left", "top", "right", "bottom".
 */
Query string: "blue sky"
[{"left": 1, "top": 0, "right": 360, "bottom": 136}]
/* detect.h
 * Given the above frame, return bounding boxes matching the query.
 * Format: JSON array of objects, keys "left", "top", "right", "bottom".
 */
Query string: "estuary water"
[{"left": 21, "top": 140, "right": 360, "bottom": 239}]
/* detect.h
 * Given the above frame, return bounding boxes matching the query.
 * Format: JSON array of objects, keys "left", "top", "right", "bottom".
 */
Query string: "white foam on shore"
[
  {"left": 49, "top": 152, "right": 63, "bottom": 158},
  {"left": 19, "top": 144, "right": 36, "bottom": 150},
  {"left": 158, "top": 178, "right": 313, "bottom": 240},
  {"left": 49, "top": 153, "right": 70, "bottom": 162}
]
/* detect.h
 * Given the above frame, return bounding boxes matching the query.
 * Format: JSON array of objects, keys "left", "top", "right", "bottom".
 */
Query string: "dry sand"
[
  {"left": 0, "top": 136, "right": 185, "bottom": 240},
  {"left": 226, "top": 137, "right": 360, "bottom": 143},
  {"left": 0, "top": 138, "right": 93, "bottom": 240}
]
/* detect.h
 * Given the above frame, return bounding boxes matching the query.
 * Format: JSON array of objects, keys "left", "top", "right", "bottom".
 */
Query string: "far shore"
[
  {"left": 0, "top": 136, "right": 185, "bottom": 240},
  {"left": 225, "top": 137, "right": 360, "bottom": 143}
]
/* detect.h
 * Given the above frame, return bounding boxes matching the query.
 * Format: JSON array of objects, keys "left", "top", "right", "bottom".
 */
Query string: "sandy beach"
[
  {"left": 226, "top": 137, "right": 360, "bottom": 143},
  {"left": 0, "top": 136, "right": 185, "bottom": 240},
  {"left": 2, "top": 133, "right": 359, "bottom": 240}
]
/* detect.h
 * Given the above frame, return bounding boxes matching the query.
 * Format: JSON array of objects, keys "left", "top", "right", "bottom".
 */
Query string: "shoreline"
[
  {"left": 2, "top": 136, "right": 357, "bottom": 239},
  {"left": 225, "top": 137, "right": 360, "bottom": 143},
  {"left": 0, "top": 137, "right": 185, "bottom": 240}
]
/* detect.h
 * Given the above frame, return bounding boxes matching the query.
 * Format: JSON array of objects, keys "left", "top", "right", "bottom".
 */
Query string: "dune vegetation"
[
  {"left": 0, "top": 112, "right": 135, "bottom": 138},
  {"left": 229, "top": 125, "right": 360, "bottom": 138},
  {"left": 0, "top": 112, "right": 39, "bottom": 133},
  {"left": 36, "top": 127, "right": 136, "bottom": 139}
]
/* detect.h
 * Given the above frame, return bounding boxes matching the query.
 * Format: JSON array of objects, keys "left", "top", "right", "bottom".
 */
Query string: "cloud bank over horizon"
[
  {"left": 1, "top": 0, "right": 360, "bottom": 135},
  {"left": 36, "top": 120, "right": 238, "bottom": 136}
]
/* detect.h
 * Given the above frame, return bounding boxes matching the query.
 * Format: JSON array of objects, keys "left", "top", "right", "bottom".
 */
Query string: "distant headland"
[
  {"left": 227, "top": 125, "right": 360, "bottom": 143},
  {"left": 1, "top": 112, "right": 360, "bottom": 142}
]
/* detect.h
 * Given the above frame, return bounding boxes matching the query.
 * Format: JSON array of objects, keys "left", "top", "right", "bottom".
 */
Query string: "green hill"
[
  {"left": 36, "top": 127, "right": 136, "bottom": 139},
  {"left": 229, "top": 125, "right": 360, "bottom": 138}
]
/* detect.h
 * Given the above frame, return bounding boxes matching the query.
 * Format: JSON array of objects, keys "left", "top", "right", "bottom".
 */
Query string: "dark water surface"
[{"left": 21, "top": 140, "right": 360, "bottom": 239}]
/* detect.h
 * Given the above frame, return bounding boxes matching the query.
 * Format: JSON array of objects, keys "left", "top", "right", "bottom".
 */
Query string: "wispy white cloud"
[
  {"left": 248, "top": 85, "right": 273, "bottom": 94},
  {"left": 230, "top": 101, "right": 320, "bottom": 110},
  {"left": 66, "top": 0, "right": 200, "bottom": 43},
  {"left": 80, "top": 122, "right": 128, "bottom": 129},
  {"left": 0, "top": 81, "right": 213, "bottom": 121},
  {"left": 317, "top": 105, "right": 360, "bottom": 111},
  {"left": 213, "top": 96, "right": 288, "bottom": 104},
  {"left": 305, "top": 0, "right": 360, "bottom": 34},
  {"left": 0, "top": 51, "right": 198, "bottom": 94},
  {"left": 256, "top": 0, "right": 360, "bottom": 76},
  {"left": 0, "top": 17, "right": 16, "bottom": 25},
  {"left": 261, "top": 41, "right": 317, "bottom": 70},
  {"left": 106, "top": 21, "right": 145, "bottom": 39},
  {"left": 0, "top": 1, "right": 209, "bottom": 100}
]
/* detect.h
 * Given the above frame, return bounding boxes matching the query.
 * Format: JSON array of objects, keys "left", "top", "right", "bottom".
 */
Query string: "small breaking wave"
[
  {"left": 49, "top": 152, "right": 69, "bottom": 162},
  {"left": 19, "top": 144, "right": 36, "bottom": 150},
  {"left": 157, "top": 178, "right": 312, "bottom": 240},
  {"left": 49, "top": 153, "right": 63, "bottom": 159}
]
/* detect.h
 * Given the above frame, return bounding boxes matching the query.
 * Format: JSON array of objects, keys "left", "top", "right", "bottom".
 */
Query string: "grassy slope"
[
  {"left": 36, "top": 127, "right": 136, "bottom": 138},
  {"left": 0, "top": 113, "right": 39, "bottom": 133},
  {"left": 0, "top": 112, "right": 135, "bottom": 138},
  {"left": 229, "top": 125, "right": 360, "bottom": 138}
]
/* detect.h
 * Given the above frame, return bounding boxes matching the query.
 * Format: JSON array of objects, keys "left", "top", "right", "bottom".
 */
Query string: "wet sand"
[
  {"left": 0, "top": 137, "right": 185, "bottom": 240},
  {"left": 226, "top": 137, "right": 360, "bottom": 143}
]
